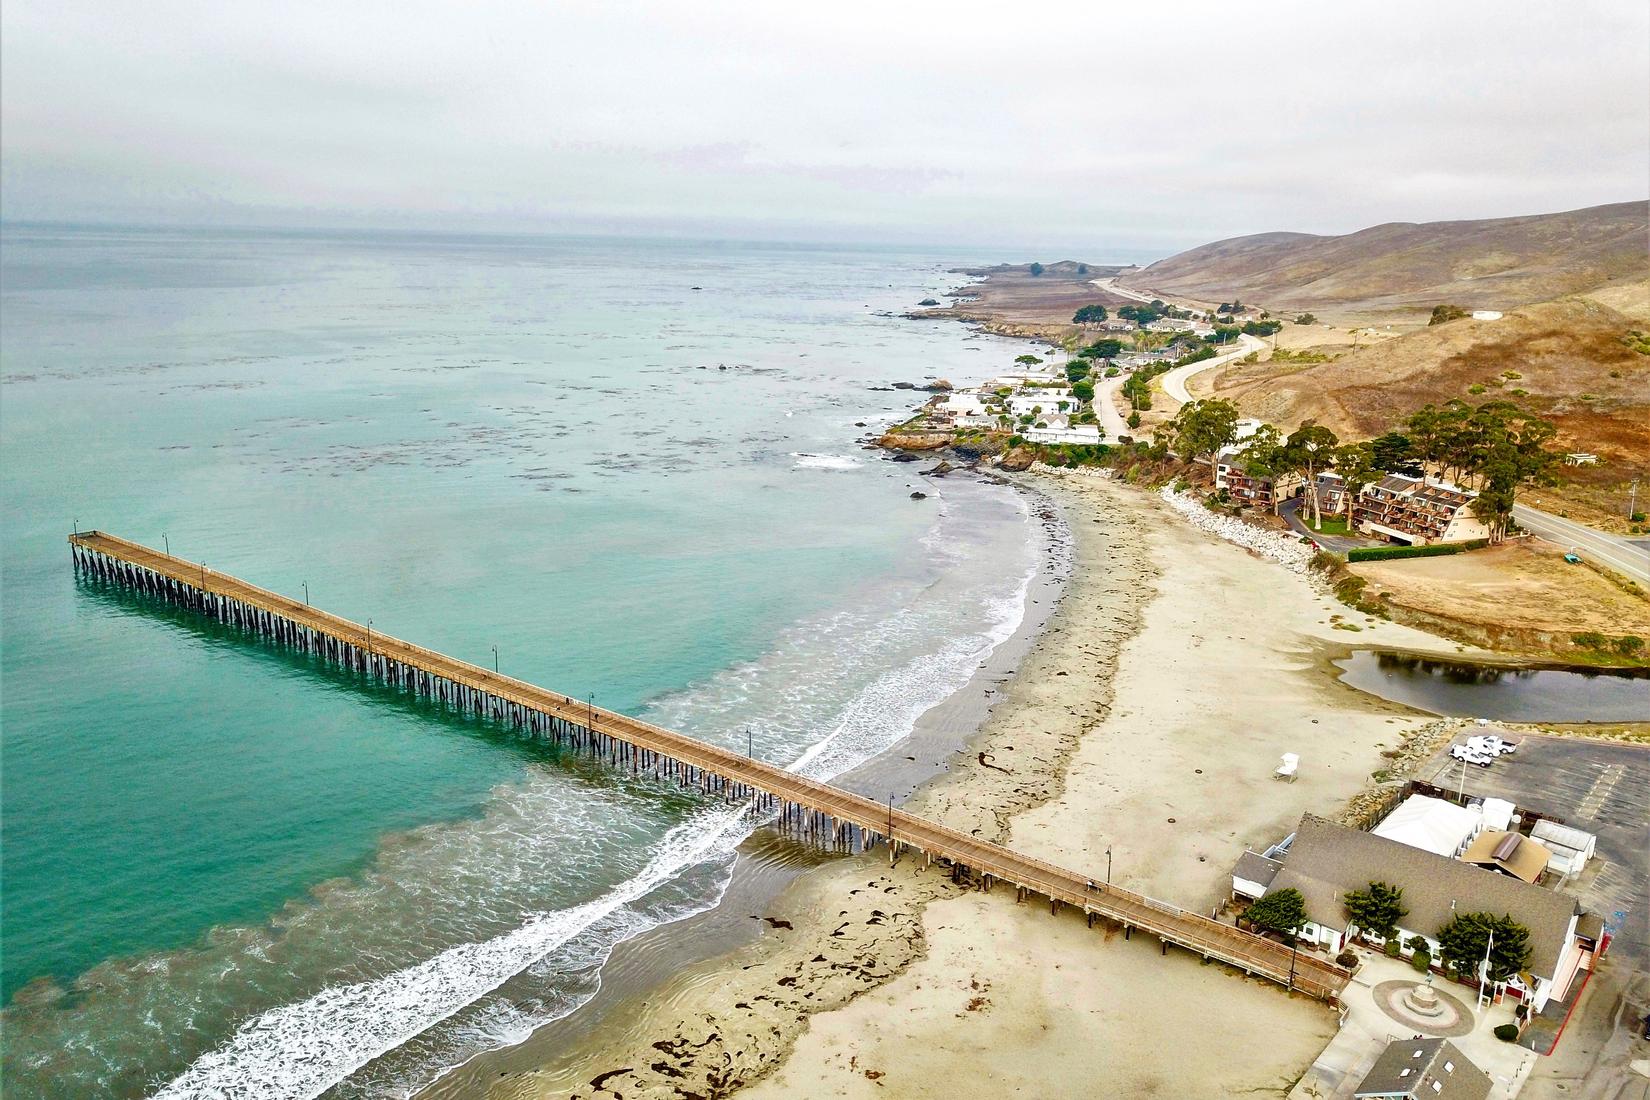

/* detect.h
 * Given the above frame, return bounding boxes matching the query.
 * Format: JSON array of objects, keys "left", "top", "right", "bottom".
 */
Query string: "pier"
[{"left": 70, "top": 529, "right": 1352, "bottom": 1002}]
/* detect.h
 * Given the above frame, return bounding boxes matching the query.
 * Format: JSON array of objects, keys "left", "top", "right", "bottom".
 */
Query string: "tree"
[
  {"left": 1073, "top": 304, "right": 1109, "bottom": 324},
  {"left": 1014, "top": 354, "right": 1044, "bottom": 367},
  {"left": 1282, "top": 421, "right": 1339, "bottom": 527},
  {"left": 1082, "top": 338, "right": 1124, "bottom": 359},
  {"left": 1294, "top": 314, "right": 1317, "bottom": 325},
  {"left": 1369, "top": 431, "right": 1413, "bottom": 472},
  {"left": 1429, "top": 304, "right": 1468, "bottom": 325},
  {"left": 1161, "top": 398, "right": 1242, "bottom": 467},
  {"left": 1072, "top": 379, "right": 1095, "bottom": 402},
  {"left": 1343, "top": 881, "right": 1408, "bottom": 942},
  {"left": 1436, "top": 912, "right": 1532, "bottom": 984},
  {"left": 1332, "top": 442, "right": 1378, "bottom": 520},
  {"left": 1126, "top": 411, "right": 1141, "bottom": 429},
  {"left": 1028, "top": 262, "right": 1045, "bottom": 277},
  {"left": 1247, "top": 889, "right": 1308, "bottom": 939},
  {"left": 1077, "top": 263, "right": 1089, "bottom": 274},
  {"left": 1065, "top": 360, "right": 1091, "bottom": 384}
]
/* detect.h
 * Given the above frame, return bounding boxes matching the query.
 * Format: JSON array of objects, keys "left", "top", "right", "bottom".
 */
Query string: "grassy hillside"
[{"left": 1120, "top": 201, "right": 1648, "bottom": 318}]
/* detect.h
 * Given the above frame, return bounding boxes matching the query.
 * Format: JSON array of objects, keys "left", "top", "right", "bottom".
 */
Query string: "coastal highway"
[
  {"left": 1512, "top": 505, "right": 1650, "bottom": 585},
  {"left": 1158, "top": 332, "right": 1266, "bottom": 405}
]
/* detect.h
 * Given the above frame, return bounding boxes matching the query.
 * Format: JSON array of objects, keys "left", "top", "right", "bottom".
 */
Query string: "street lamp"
[
  {"left": 747, "top": 726, "right": 753, "bottom": 758},
  {"left": 366, "top": 619, "right": 373, "bottom": 653},
  {"left": 886, "top": 793, "right": 894, "bottom": 847},
  {"left": 492, "top": 645, "right": 499, "bottom": 674},
  {"left": 1106, "top": 845, "right": 1113, "bottom": 885},
  {"left": 302, "top": 581, "right": 308, "bottom": 606},
  {"left": 163, "top": 534, "right": 169, "bottom": 557}
]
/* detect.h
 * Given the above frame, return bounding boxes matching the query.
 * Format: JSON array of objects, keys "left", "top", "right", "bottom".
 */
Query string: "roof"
[
  {"left": 1530, "top": 820, "right": 1595, "bottom": 852},
  {"left": 1233, "top": 850, "right": 1283, "bottom": 889},
  {"left": 1266, "top": 815, "right": 1579, "bottom": 977},
  {"left": 1372, "top": 795, "right": 1482, "bottom": 857},
  {"left": 1461, "top": 830, "right": 1550, "bottom": 884},
  {"left": 1353, "top": 1038, "right": 1490, "bottom": 1100}
]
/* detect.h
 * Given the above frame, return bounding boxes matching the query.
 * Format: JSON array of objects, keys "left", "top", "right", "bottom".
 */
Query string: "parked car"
[
  {"left": 1467, "top": 735, "right": 1518, "bottom": 756},
  {"left": 1450, "top": 745, "right": 1494, "bottom": 767}
]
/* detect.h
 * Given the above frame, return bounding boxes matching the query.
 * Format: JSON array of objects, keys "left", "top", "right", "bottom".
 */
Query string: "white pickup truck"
[
  {"left": 1467, "top": 734, "right": 1518, "bottom": 756},
  {"left": 1450, "top": 744, "right": 1494, "bottom": 767}
]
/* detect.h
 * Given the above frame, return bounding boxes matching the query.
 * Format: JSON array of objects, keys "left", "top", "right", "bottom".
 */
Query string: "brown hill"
[
  {"left": 1121, "top": 201, "right": 1649, "bottom": 318},
  {"left": 1209, "top": 283, "right": 1650, "bottom": 528}
]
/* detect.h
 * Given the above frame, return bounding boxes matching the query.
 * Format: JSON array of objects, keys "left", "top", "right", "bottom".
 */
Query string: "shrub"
[
  {"left": 1411, "top": 950, "right": 1432, "bottom": 972},
  {"left": 1572, "top": 632, "right": 1608, "bottom": 650},
  {"left": 1494, "top": 1023, "right": 1520, "bottom": 1042},
  {"left": 1028, "top": 262, "right": 1044, "bottom": 276},
  {"left": 1294, "top": 313, "right": 1317, "bottom": 325},
  {"left": 1336, "top": 950, "right": 1359, "bottom": 969},
  {"left": 1384, "top": 939, "right": 1401, "bottom": 958},
  {"left": 1347, "top": 540, "right": 1488, "bottom": 563},
  {"left": 1613, "top": 636, "right": 1644, "bottom": 655},
  {"left": 1429, "top": 305, "right": 1468, "bottom": 325}
]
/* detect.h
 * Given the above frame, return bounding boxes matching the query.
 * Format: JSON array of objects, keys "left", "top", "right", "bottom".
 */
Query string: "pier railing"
[{"left": 69, "top": 530, "right": 1352, "bottom": 1002}]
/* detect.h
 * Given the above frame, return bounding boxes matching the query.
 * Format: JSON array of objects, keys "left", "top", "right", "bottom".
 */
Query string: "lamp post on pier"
[
  {"left": 1106, "top": 845, "right": 1113, "bottom": 885},
  {"left": 747, "top": 726, "right": 753, "bottom": 758},
  {"left": 886, "top": 793, "right": 895, "bottom": 858},
  {"left": 366, "top": 619, "right": 373, "bottom": 654},
  {"left": 163, "top": 534, "right": 169, "bottom": 557},
  {"left": 492, "top": 645, "right": 499, "bottom": 674},
  {"left": 302, "top": 581, "right": 308, "bottom": 606}
]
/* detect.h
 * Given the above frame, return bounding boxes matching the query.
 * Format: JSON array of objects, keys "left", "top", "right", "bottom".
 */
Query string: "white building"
[
  {"left": 1530, "top": 821, "right": 1598, "bottom": 878},
  {"left": 1006, "top": 389, "right": 1075, "bottom": 418},
  {"left": 1371, "top": 794, "right": 1484, "bottom": 858},
  {"left": 1023, "top": 417, "right": 1102, "bottom": 445}
]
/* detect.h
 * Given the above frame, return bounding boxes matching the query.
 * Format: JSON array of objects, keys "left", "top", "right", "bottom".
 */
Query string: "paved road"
[
  {"left": 1279, "top": 497, "right": 1379, "bottom": 553},
  {"left": 1159, "top": 332, "right": 1267, "bottom": 405},
  {"left": 1093, "top": 368, "right": 1132, "bottom": 441},
  {"left": 1512, "top": 505, "right": 1650, "bottom": 585}
]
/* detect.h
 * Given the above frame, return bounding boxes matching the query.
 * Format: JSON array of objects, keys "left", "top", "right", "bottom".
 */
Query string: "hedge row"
[{"left": 1347, "top": 539, "right": 1489, "bottom": 563}]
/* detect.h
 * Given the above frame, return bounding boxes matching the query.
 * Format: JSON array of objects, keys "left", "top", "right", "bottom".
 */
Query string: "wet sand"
[{"left": 460, "top": 473, "right": 1477, "bottom": 1099}]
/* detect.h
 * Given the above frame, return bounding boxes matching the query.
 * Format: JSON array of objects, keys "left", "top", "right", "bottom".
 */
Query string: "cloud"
[{"left": 2, "top": 0, "right": 1645, "bottom": 251}]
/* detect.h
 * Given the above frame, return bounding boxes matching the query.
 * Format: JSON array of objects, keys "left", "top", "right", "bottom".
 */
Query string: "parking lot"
[{"left": 1420, "top": 732, "right": 1650, "bottom": 968}]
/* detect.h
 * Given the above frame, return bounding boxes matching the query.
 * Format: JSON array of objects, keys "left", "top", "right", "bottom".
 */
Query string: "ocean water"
[{"left": 0, "top": 226, "right": 1066, "bottom": 1097}]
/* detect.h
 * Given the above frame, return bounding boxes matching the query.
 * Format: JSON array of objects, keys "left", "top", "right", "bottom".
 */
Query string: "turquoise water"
[{"left": 0, "top": 226, "right": 1074, "bottom": 1096}]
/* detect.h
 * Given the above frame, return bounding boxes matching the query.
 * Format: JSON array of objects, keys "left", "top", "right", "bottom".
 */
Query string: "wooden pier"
[{"left": 70, "top": 530, "right": 1352, "bottom": 1002}]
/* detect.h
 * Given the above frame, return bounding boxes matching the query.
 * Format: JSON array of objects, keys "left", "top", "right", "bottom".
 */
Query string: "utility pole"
[{"left": 1630, "top": 478, "right": 1640, "bottom": 521}]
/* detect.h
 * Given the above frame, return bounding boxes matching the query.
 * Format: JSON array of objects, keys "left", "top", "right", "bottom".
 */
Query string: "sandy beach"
[{"left": 478, "top": 472, "right": 1481, "bottom": 1100}]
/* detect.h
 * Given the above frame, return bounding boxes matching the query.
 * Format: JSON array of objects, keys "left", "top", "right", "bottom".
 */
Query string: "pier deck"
[{"left": 69, "top": 529, "right": 1351, "bottom": 1002}]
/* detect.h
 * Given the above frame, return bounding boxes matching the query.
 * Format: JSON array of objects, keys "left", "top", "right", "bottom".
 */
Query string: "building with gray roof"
[
  {"left": 1263, "top": 814, "right": 1584, "bottom": 1012},
  {"left": 1353, "top": 1037, "right": 1490, "bottom": 1100}
]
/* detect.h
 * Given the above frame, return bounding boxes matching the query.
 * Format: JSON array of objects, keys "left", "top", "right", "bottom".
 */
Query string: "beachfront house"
[
  {"left": 1352, "top": 1038, "right": 1491, "bottom": 1100},
  {"left": 1214, "top": 444, "right": 1301, "bottom": 511},
  {"left": 1353, "top": 475, "right": 1488, "bottom": 546},
  {"left": 1006, "top": 388, "right": 1075, "bottom": 419},
  {"left": 1256, "top": 814, "right": 1588, "bottom": 1013},
  {"left": 1023, "top": 416, "right": 1102, "bottom": 446}
]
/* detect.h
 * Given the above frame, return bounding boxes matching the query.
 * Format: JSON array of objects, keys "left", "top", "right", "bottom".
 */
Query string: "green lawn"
[{"left": 1304, "top": 515, "right": 1353, "bottom": 536}]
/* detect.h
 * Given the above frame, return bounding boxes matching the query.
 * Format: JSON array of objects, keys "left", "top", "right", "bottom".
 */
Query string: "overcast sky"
[{"left": 3, "top": 0, "right": 1646, "bottom": 253}]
